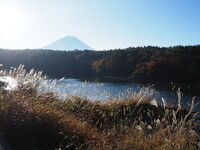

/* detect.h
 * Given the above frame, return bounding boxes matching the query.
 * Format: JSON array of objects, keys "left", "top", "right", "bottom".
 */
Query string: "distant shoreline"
[{"left": 0, "top": 45, "right": 200, "bottom": 83}]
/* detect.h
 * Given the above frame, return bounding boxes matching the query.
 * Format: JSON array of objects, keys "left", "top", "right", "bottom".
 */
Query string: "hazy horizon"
[{"left": 0, "top": 0, "right": 199, "bottom": 50}]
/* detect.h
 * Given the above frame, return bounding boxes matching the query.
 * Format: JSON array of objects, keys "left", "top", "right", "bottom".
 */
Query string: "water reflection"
[
  {"left": 0, "top": 76, "right": 199, "bottom": 112},
  {"left": 40, "top": 77, "right": 200, "bottom": 112}
]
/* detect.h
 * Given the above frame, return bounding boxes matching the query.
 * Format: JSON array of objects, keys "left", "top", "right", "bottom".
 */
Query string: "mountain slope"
[{"left": 43, "top": 36, "right": 93, "bottom": 50}]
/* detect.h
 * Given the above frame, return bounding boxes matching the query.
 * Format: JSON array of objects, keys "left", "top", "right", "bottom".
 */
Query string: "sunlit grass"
[{"left": 0, "top": 65, "right": 199, "bottom": 149}]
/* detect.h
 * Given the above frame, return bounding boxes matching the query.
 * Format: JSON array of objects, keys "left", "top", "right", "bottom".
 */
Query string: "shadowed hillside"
[{"left": 0, "top": 45, "right": 200, "bottom": 82}]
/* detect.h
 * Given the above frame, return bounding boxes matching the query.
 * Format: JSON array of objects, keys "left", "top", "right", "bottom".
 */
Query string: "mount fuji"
[{"left": 43, "top": 36, "right": 93, "bottom": 50}]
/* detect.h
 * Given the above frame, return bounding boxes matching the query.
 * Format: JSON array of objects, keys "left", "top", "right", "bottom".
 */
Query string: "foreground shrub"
[{"left": 0, "top": 65, "right": 199, "bottom": 149}]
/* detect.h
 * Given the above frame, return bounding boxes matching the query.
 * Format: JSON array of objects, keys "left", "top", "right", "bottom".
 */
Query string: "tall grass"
[{"left": 0, "top": 65, "right": 199, "bottom": 150}]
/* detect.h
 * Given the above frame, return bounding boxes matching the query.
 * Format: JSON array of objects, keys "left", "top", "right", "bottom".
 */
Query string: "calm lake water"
[{"left": 41, "top": 77, "right": 200, "bottom": 112}]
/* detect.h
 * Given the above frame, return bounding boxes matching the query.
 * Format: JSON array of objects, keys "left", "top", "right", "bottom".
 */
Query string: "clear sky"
[{"left": 0, "top": 0, "right": 199, "bottom": 50}]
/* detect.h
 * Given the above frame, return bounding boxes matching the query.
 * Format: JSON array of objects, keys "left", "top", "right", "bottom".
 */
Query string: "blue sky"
[{"left": 0, "top": 0, "right": 199, "bottom": 50}]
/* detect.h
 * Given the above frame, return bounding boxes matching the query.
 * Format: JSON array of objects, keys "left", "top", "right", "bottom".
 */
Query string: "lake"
[{"left": 40, "top": 77, "right": 200, "bottom": 112}]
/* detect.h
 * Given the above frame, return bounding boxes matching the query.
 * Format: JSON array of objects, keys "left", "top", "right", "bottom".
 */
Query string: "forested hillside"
[{"left": 0, "top": 45, "right": 200, "bottom": 82}]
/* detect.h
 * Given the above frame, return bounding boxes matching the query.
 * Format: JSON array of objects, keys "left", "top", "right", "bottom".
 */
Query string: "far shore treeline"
[{"left": 0, "top": 45, "right": 200, "bottom": 83}]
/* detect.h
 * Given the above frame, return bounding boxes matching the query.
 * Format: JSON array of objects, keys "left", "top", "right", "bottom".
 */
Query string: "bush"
[{"left": 0, "top": 65, "right": 199, "bottom": 149}]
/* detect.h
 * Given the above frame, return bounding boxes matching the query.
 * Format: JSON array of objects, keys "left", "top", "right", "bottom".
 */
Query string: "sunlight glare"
[{"left": 0, "top": 3, "right": 24, "bottom": 39}]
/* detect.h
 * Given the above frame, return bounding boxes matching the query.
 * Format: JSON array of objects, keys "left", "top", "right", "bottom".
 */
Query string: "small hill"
[{"left": 43, "top": 36, "right": 93, "bottom": 50}]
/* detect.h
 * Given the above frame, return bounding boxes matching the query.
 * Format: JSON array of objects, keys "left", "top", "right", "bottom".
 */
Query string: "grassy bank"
[{"left": 0, "top": 66, "right": 199, "bottom": 150}]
